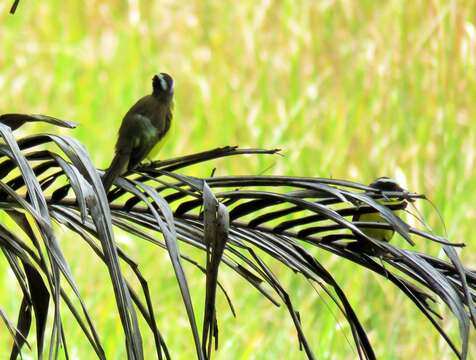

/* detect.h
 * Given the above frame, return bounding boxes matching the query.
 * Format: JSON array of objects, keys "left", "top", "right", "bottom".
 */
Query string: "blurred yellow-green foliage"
[{"left": 1, "top": 0, "right": 475, "bottom": 358}]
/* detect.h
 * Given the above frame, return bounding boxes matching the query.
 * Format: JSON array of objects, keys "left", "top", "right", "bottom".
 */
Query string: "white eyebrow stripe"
[
  {"left": 378, "top": 178, "right": 397, "bottom": 185},
  {"left": 158, "top": 74, "right": 168, "bottom": 90}
]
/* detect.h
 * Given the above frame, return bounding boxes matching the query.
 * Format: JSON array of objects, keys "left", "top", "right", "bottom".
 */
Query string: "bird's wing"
[
  {"left": 125, "top": 114, "right": 160, "bottom": 170},
  {"left": 114, "top": 96, "right": 171, "bottom": 170}
]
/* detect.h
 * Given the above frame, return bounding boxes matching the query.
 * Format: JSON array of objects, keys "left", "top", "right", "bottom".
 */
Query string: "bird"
[
  {"left": 102, "top": 73, "right": 174, "bottom": 192},
  {"left": 350, "top": 177, "right": 407, "bottom": 255}
]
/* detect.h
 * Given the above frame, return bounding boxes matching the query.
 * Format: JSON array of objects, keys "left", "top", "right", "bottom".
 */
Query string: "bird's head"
[
  {"left": 370, "top": 177, "right": 404, "bottom": 192},
  {"left": 152, "top": 73, "right": 174, "bottom": 100}
]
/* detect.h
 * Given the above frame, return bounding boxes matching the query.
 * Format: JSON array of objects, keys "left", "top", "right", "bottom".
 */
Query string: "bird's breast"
[{"left": 148, "top": 122, "right": 172, "bottom": 159}]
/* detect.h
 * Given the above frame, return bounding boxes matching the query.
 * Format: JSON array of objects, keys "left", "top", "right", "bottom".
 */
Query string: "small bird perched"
[
  {"left": 351, "top": 177, "right": 407, "bottom": 255},
  {"left": 102, "top": 73, "right": 174, "bottom": 191}
]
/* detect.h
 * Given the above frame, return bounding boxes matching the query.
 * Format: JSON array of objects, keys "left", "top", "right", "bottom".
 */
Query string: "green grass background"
[{"left": 0, "top": 0, "right": 475, "bottom": 358}]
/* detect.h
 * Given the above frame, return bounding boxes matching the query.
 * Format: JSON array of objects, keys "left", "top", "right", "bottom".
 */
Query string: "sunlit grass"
[{"left": 0, "top": 0, "right": 475, "bottom": 358}]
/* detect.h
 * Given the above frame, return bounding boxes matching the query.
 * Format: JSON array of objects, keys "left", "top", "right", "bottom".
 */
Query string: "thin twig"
[{"left": 10, "top": 0, "right": 20, "bottom": 14}]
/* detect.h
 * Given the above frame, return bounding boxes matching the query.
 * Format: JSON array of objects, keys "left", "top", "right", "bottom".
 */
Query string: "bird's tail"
[{"left": 102, "top": 152, "right": 129, "bottom": 192}]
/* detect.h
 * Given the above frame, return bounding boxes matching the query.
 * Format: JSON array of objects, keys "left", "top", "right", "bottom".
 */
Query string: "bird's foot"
[{"left": 140, "top": 159, "right": 154, "bottom": 168}]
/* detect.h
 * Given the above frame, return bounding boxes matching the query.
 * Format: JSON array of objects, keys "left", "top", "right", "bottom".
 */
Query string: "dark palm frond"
[
  {"left": 201, "top": 182, "right": 229, "bottom": 358},
  {"left": 0, "top": 114, "right": 475, "bottom": 360},
  {"left": 0, "top": 306, "right": 29, "bottom": 354},
  {"left": 0, "top": 113, "right": 77, "bottom": 130}
]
